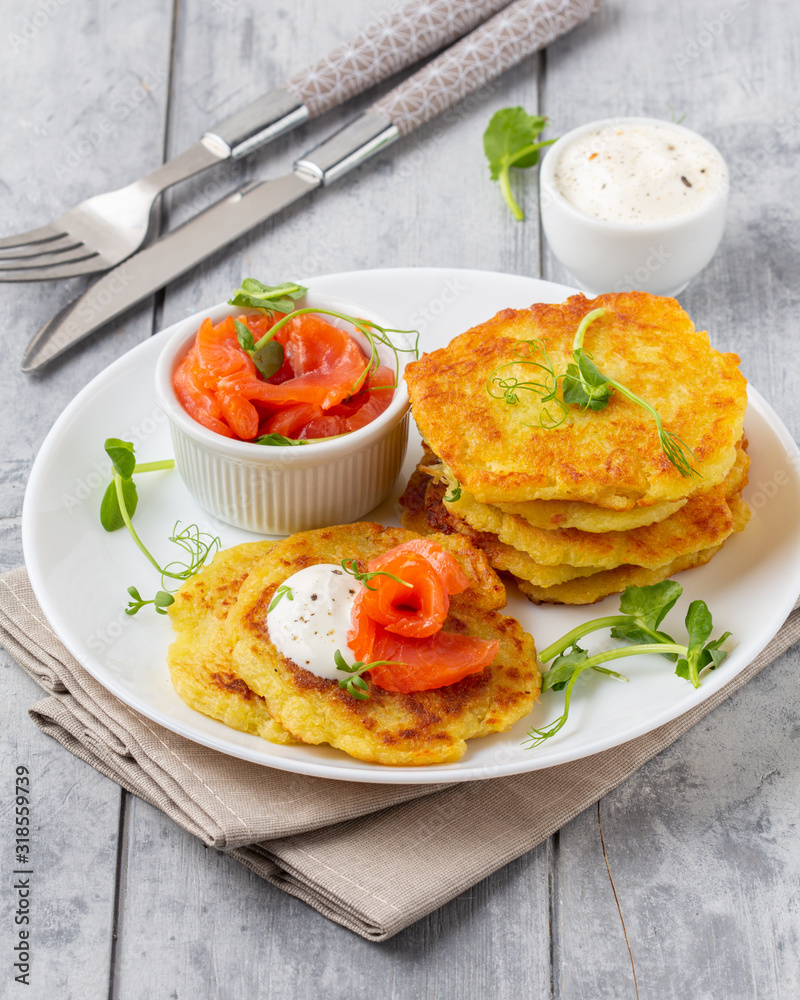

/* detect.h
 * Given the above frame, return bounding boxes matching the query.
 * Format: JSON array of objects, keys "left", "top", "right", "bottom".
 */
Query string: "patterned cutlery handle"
[
  {"left": 373, "top": 0, "right": 602, "bottom": 136},
  {"left": 283, "top": 0, "right": 515, "bottom": 118}
]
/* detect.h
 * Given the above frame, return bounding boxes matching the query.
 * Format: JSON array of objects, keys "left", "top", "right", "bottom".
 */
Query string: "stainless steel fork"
[{"left": 0, "top": 0, "right": 513, "bottom": 281}]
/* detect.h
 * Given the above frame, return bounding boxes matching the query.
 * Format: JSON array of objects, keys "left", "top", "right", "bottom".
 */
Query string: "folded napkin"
[{"left": 2, "top": 566, "right": 799, "bottom": 940}]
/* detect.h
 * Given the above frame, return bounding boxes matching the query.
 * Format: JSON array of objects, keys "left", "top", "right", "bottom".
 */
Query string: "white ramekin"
[
  {"left": 540, "top": 117, "right": 729, "bottom": 296},
  {"left": 154, "top": 292, "right": 412, "bottom": 535}
]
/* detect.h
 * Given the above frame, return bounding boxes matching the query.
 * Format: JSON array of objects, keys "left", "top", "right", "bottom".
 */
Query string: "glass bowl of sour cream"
[{"left": 540, "top": 117, "right": 729, "bottom": 296}]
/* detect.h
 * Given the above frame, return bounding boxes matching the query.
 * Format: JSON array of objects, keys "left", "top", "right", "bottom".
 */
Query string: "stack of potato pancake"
[{"left": 401, "top": 292, "right": 750, "bottom": 605}]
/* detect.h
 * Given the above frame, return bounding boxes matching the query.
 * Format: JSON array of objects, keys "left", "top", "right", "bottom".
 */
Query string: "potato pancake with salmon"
[{"left": 226, "top": 523, "right": 541, "bottom": 766}]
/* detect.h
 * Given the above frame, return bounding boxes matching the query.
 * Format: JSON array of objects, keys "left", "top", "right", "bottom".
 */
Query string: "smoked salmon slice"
[
  {"left": 173, "top": 343, "right": 234, "bottom": 437},
  {"left": 347, "top": 539, "right": 497, "bottom": 693},
  {"left": 171, "top": 312, "right": 394, "bottom": 442},
  {"left": 355, "top": 538, "right": 470, "bottom": 638},
  {"left": 365, "top": 629, "right": 499, "bottom": 693},
  {"left": 195, "top": 316, "right": 258, "bottom": 386},
  {"left": 218, "top": 320, "right": 368, "bottom": 411},
  {"left": 261, "top": 366, "right": 395, "bottom": 439}
]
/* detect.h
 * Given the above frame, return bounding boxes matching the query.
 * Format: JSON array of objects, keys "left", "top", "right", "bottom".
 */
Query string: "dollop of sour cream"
[
  {"left": 553, "top": 123, "right": 726, "bottom": 225},
  {"left": 266, "top": 564, "right": 360, "bottom": 681}
]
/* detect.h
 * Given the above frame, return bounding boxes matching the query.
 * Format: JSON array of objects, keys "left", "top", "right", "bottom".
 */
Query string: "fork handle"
[
  {"left": 202, "top": 0, "right": 513, "bottom": 159},
  {"left": 371, "top": 0, "right": 602, "bottom": 137}
]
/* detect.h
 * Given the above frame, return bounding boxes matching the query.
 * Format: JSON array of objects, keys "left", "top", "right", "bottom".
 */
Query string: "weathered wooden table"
[{"left": 2, "top": 0, "right": 799, "bottom": 996}]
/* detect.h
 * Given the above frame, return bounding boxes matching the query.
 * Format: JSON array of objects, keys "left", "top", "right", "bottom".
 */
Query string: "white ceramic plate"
[{"left": 22, "top": 268, "right": 800, "bottom": 784}]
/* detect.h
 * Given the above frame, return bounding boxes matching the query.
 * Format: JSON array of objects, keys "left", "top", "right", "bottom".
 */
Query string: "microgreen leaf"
[
  {"left": 610, "top": 580, "right": 683, "bottom": 657},
  {"left": 698, "top": 632, "right": 732, "bottom": 671},
  {"left": 542, "top": 643, "right": 631, "bottom": 695},
  {"left": 334, "top": 648, "right": 406, "bottom": 700},
  {"left": 268, "top": 585, "right": 293, "bottom": 613},
  {"left": 443, "top": 483, "right": 462, "bottom": 503},
  {"left": 483, "top": 108, "right": 555, "bottom": 220},
  {"left": 251, "top": 339, "right": 285, "bottom": 379},
  {"left": 617, "top": 580, "right": 684, "bottom": 631},
  {"left": 99, "top": 440, "right": 220, "bottom": 615},
  {"left": 104, "top": 438, "right": 136, "bottom": 479},
  {"left": 562, "top": 352, "right": 615, "bottom": 411},
  {"left": 228, "top": 278, "right": 308, "bottom": 314},
  {"left": 254, "top": 433, "right": 305, "bottom": 447},
  {"left": 527, "top": 585, "right": 731, "bottom": 749},
  {"left": 234, "top": 319, "right": 255, "bottom": 352},
  {"left": 675, "top": 599, "right": 715, "bottom": 688},
  {"left": 542, "top": 644, "right": 590, "bottom": 692},
  {"left": 154, "top": 591, "right": 175, "bottom": 610},
  {"left": 100, "top": 476, "right": 138, "bottom": 532},
  {"left": 125, "top": 587, "right": 174, "bottom": 616},
  {"left": 333, "top": 649, "right": 352, "bottom": 672}
]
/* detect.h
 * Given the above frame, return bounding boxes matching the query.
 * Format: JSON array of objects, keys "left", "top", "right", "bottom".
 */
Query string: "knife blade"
[
  {"left": 22, "top": 112, "right": 398, "bottom": 372},
  {"left": 23, "top": 0, "right": 600, "bottom": 372},
  {"left": 21, "top": 174, "right": 319, "bottom": 373}
]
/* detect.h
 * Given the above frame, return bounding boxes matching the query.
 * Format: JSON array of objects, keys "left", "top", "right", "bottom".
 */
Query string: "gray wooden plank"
[
  {"left": 114, "top": 795, "right": 552, "bottom": 1000},
  {"left": 555, "top": 644, "right": 800, "bottom": 1000},
  {"left": 154, "top": 0, "right": 547, "bottom": 335},
  {"left": 112, "top": 0, "right": 553, "bottom": 993},
  {"left": 0, "top": 1, "right": 176, "bottom": 997},
  {"left": 543, "top": 0, "right": 800, "bottom": 995}
]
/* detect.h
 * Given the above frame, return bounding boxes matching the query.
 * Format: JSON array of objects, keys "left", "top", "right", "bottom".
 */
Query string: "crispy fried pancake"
[
  {"left": 421, "top": 454, "right": 690, "bottom": 530},
  {"left": 399, "top": 468, "right": 750, "bottom": 600},
  {"left": 405, "top": 292, "right": 747, "bottom": 509},
  {"left": 495, "top": 437, "right": 747, "bottom": 531},
  {"left": 167, "top": 541, "right": 296, "bottom": 745},
  {"left": 496, "top": 495, "right": 687, "bottom": 532},
  {"left": 441, "top": 447, "right": 750, "bottom": 570},
  {"left": 515, "top": 544, "right": 727, "bottom": 605},
  {"left": 466, "top": 494, "right": 750, "bottom": 585},
  {"left": 226, "top": 523, "right": 540, "bottom": 766}
]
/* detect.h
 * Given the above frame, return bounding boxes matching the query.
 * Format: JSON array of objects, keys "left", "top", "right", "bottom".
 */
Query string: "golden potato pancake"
[
  {"left": 399, "top": 468, "right": 750, "bottom": 601},
  {"left": 441, "top": 448, "right": 749, "bottom": 571},
  {"left": 515, "top": 544, "right": 727, "bottom": 605},
  {"left": 495, "top": 437, "right": 748, "bottom": 531},
  {"left": 405, "top": 292, "right": 747, "bottom": 509},
  {"left": 167, "top": 541, "right": 296, "bottom": 745},
  {"left": 226, "top": 523, "right": 540, "bottom": 766},
  {"left": 462, "top": 494, "right": 750, "bottom": 585},
  {"left": 496, "top": 494, "right": 687, "bottom": 532}
]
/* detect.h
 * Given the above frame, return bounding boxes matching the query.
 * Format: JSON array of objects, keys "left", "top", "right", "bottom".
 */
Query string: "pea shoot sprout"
[
  {"left": 100, "top": 438, "right": 220, "bottom": 615},
  {"left": 486, "top": 309, "right": 699, "bottom": 477},
  {"left": 525, "top": 581, "right": 731, "bottom": 749}
]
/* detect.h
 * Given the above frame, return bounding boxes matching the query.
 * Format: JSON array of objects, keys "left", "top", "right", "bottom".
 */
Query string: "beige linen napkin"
[{"left": 2, "top": 566, "right": 799, "bottom": 940}]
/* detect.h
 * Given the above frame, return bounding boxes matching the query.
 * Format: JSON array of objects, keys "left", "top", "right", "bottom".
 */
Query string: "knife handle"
[
  {"left": 296, "top": 0, "right": 600, "bottom": 185},
  {"left": 202, "top": 0, "right": 514, "bottom": 159},
  {"left": 372, "top": 0, "right": 602, "bottom": 137}
]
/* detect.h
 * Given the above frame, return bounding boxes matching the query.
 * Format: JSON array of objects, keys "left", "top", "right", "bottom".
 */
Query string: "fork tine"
[
  {"left": 0, "top": 244, "right": 98, "bottom": 270},
  {"left": 0, "top": 223, "right": 66, "bottom": 252},
  {"left": 0, "top": 256, "right": 111, "bottom": 282},
  {"left": 0, "top": 235, "right": 85, "bottom": 260}
]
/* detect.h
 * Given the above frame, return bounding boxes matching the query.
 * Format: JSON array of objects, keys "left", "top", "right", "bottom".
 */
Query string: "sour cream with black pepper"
[
  {"left": 553, "top": 122, "right": 726, "bottom": 224},
  {"left": 266, "top": 564, "right": 359, "bottom": 680}
]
